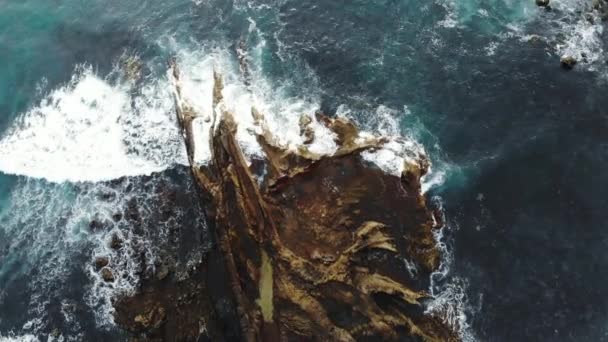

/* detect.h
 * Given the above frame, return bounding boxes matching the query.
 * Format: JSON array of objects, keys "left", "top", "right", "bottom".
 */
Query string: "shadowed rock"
[{"left": 561, "top": 56, "right": 577, "bottom": 70}]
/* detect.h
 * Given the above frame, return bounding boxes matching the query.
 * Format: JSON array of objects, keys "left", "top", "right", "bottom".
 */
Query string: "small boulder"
[
  {"left": 101, "top": 267, "right": 115, "bottom": 282},
  {"left": 95, "top": 256, "right": 110, "bottom": 269},
  {"left": 110, "top": 233, "right": 123, "bottom": 250},
  {"left": 560, "top": 56, "right": 577, "bottom": 70}
]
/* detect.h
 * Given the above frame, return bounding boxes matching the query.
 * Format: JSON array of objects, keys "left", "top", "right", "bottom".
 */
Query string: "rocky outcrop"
[{"left": 114, "top": 60, "right": 457, "bottom": 341}]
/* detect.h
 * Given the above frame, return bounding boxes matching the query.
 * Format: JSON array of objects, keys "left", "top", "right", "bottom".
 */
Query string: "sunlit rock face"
[{"left": 114, "top": 61, "right": 456, "bottom": 342}]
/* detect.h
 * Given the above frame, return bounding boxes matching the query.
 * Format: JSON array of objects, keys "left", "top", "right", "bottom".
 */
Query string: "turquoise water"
[{"left": 0, "top": 0, "right": 607, "bottom": 340}]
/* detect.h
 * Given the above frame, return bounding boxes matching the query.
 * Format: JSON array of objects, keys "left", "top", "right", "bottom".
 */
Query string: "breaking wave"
[{"left": 0, "top": 65, "right": 187, "bottom": 183}]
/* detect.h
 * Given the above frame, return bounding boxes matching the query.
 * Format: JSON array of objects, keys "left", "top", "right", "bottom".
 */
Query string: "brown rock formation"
[{"left": 114, "top": 59, "right": 457, "bottom": 341}]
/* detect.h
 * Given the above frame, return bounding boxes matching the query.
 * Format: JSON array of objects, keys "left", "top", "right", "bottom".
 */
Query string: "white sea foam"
[
  {"left": 0, "top": 66, "right": 187, "bottom": 183},
  {"left": 424, "top": 196, "right": 477, "bottom": 341},
  {"left": 166, "top": 39, "right": 339, "bottom": 166},
  {"left": 0, "top": 171, "right": 205, "bottom": 337},
  {"left": 0, "top": 335, "right": 40, "bottom": 342},
  {"left": 552, "top": 4, "right": 605, "bottom": 69},
  {"left": 0, "top": 179, "right": 96, "bottom": 337},
  {"left": 522, "top": 0, "right": 605, "bottom": 72}
]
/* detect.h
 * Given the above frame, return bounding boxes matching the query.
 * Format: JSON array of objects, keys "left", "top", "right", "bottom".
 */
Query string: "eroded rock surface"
[{"left": 114, "top": 60, "right": 457, "bottom": 341}]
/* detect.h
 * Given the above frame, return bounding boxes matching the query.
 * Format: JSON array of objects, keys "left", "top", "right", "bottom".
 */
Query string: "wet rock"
[
  {"left": 89, "top": 218, "right": 112, "bottom": 231},
  {"left": 114, "top": 263, "right": 217, "bottom": 341},
  {"left": 152, "top": 63, "right": 458, "bottom": 341},
  {"left": 536, "top": 0, "right": 550, "bottom": 7},
  {"left": 101, "top": 267, "right": 115, "bottom": 282},
  {"left": 561, "top": 56, "right": 577, "bottom": 69},
  {"left": 95, "top": 256, "right": 110, "bottom": 269},
  {"left": 114, "top": 60, "right": 456, "bottom": 341},
  {"left": 112, "top": 212, "right": 123, "bottom": 222},
  {"left": 110, "top": 233, "right": 123, "bottom": 250},
  {"left": 98, "top": 191, "right": 116, "bottom": 201}
]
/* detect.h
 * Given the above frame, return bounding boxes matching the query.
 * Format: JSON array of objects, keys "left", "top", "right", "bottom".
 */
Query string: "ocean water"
[{"left": 0, "top": 0, "right": 607, "bottom": 341}]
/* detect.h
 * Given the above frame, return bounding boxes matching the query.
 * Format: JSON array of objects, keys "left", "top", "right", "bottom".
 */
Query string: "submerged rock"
[
  {"left": 109, "top": 233, "right": 123, "bottom": 250},
  {"left": 89, "top": 217, "right": 112, "bottom": 231},
  {"left": 123, "top": 56, "right": 143, "bottom": 81}
]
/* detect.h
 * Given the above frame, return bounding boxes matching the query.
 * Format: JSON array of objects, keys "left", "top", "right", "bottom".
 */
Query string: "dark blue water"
[{"left": 0, "top": 0, "right": 607, "bottom": 340}]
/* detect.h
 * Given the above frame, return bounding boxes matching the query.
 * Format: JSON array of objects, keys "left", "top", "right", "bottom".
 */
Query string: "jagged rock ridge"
[{"left": 114, "top": 60, "right": 458, "bottom": 341}]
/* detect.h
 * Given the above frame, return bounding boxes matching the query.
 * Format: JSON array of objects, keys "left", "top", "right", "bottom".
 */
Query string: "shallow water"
[{"left": 0, "top": 0, "right": 607, "bottom": 340}]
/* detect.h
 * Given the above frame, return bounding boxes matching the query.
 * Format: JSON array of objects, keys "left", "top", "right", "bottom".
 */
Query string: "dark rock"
[
  {"left": 101, "top": 267, "right": 115, "bottom": 282},
  {"left": 536, "top": 0, "right": 550, "bottom": 7},
  {"left": 99, "top": 191, "right": 116, "bottom": 201},
  {"left": 110, "top": 233, "right": 123, "bottom": 250},
  {"left": 123, "top": 56, "right": 142, "bottom": 81},
  {"left": 125, "top": 199, "right": 141, "bottom": 222},
  {"left": 89, "top": 218, "right": 111, "bottom": 231},
  {"left": 560, "top": 56, "right": 577, "bottom": 69},
  {"left": 95, "top": 256, "right": 110, "bottom": 269},
  {"left": 154, "top": 64, "right": 457, "bottom": 340}
]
